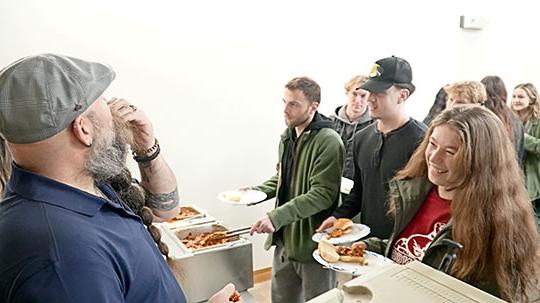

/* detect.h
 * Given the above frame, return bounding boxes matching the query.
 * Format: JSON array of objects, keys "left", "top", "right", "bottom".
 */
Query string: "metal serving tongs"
[{"left": 215, "top": 227, "right": 252, "bottom": 240}]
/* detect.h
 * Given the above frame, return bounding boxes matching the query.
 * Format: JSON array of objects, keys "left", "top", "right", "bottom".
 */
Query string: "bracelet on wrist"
[
  {"left": 132, "top": 138, "right": 159, "bottom": 157},
  {"left": 133, "top": 140, "right": 161, "bottom": 163}
]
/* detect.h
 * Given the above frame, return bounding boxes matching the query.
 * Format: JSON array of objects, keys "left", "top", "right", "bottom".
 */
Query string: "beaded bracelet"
[
  {"left": 132, "top": 138, "right": 159, "bottom": 157},
  {"left": 133, "top": 139, "right": 161, "bottom": 163}
]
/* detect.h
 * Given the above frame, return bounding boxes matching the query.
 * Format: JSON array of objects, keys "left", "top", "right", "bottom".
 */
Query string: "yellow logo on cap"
[{"left": 369, "top": 63, "right": 382, "bottom": 78}]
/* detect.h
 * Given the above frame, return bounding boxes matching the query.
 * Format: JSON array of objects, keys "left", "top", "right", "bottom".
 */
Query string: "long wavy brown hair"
[
  {"left": 481, "top": 76, "right": 515, "bottom": 143},
  {"left": 393, "top": 105, "right": 540, "bottom": 301}
]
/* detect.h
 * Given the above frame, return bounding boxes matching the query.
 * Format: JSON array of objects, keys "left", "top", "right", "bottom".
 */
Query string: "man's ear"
[
  {"left": 397, "top": 89, "right": 410, "bottom": 104},
  {"left": 311, "top": 101, "right": 320, "bottom": 111},
  {"left": 71, "top": 116, "right": 94, "bottom": 147}
]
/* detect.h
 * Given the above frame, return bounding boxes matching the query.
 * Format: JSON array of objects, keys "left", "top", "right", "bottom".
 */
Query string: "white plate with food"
[
  {"left": 313, "top": 240, "right": 393, "bottom": 276},
  {"left": 218, "top": 189, "right": 267, "bottom": 205},
  {"left": 312, "top": 218, "right": 370, "bottom": 244}
]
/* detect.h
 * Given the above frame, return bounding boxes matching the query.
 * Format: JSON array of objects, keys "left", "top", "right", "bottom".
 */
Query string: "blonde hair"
[
  {"left": 344, "top": 75, "right": 368, "bottom": 93},
  {"left": 445, "top": 81, "right": 487, "bottom": 105},
  {"left": 513, "top": 83, "right": 540, "bottom": 123},
  {"left": 393, "top": 105, "right": 540, "bottom": 301}
]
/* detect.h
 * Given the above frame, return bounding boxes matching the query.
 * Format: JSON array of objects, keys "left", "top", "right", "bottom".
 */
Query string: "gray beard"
[{"left": 86, "top": 131, "right": 129, "bottom": 184}]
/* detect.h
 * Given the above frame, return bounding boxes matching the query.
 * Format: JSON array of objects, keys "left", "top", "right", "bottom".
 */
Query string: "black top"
[{"left": 332, "top": 118, "right": 426, "bottom": 238}]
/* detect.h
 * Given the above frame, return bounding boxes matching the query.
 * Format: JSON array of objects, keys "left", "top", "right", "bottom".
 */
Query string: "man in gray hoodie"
[{"left": 330, "top": 75, "right": 373, "bottom": 195}]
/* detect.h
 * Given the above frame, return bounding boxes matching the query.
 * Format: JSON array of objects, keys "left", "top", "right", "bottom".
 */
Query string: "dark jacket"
[
  {"left": 510, "top": 112, "right": 525, "bottom": 165},
  {"left": 332, "top": 119, "right": 426, "bottom": 238},
  {"left": 330, "top": 105, "right": 372, "bottom": 180},
  {"left": 255, "top": 112, "right": 344, "bottom": 262},
  {"left": 364, "top": 177, "right": 501, "bottom": 298}
]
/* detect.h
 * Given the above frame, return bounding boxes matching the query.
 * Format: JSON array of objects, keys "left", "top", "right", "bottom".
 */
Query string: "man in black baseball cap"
[
  {"left": 360, "top": 55, "right": 416, "bottom": 94},
  {"left": 318, "top": 55, "right": 426, "bottom": 240}
]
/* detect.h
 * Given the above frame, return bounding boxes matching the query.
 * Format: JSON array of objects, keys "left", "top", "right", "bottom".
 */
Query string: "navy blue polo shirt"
[{"left": 0, "top": 164, "right": 186, "bottom": 303}]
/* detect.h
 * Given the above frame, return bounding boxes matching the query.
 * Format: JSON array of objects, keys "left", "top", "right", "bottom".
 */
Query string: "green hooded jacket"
[
  {"left": 254, "top": 114, "right": 344, "bottom": 263},
  {"left": 524, "top": 118, "right": 540, "bottom": 201}
]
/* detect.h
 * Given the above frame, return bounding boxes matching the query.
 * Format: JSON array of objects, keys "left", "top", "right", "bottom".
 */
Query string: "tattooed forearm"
[
  {"left": 139, "top": 164, "right": 152, "bottom": 183},
  {"left": 143, "top": 187, "right": 180, "bottom": 211}
]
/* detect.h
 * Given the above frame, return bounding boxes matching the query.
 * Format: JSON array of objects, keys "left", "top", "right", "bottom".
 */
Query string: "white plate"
[
  {"left": 312, "top": 223, "right": 370, "bottom": 244},
  {"left": 340, "top": 177, "right": 354, "bottom": 194},
  {"left": 313, "top": 250, "right": 393, "bottom": 276},
  {"left": 218, "top": 189, "right": 267, "bottom": 205}
]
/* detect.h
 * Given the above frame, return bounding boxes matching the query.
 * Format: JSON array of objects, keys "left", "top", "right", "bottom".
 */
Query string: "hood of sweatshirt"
[{"left": 333, "top": 105, "right": 371, "bottom": 126}]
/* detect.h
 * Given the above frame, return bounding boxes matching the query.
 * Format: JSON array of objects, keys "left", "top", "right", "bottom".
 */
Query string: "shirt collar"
[{"left": 7, "top": 163, "right": 117, "bottom": 217}]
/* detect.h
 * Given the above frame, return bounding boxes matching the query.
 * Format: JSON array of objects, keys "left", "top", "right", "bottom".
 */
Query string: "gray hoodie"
[{"left": 330, "top": 105, "right": 373, "bottom": 179}]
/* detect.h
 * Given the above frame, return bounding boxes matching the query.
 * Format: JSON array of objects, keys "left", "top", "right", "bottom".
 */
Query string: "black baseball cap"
[{"left": 360, "top": 56, "right": 415, "bottom": 94}]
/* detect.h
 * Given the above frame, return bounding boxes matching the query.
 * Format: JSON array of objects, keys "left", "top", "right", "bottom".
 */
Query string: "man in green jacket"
[{"left": 249, "top": 77, "right": 344, "bottom": 303}]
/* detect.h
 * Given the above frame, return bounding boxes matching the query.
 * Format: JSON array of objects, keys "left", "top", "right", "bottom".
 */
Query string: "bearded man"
[
  {"left": 248, "top": 77, "right": 344, "bottom": 303},
  {"left": 0, "top": 54, "right": 236, "bottom": 303}
]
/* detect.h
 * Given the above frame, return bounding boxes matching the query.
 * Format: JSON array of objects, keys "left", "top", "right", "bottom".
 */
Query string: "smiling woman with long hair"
[
  {"left": 365, "top": 105, "right": 540, "bottom": 301},
  {"left": 511, "top": 83, "right": 540, "bottom": 230}
]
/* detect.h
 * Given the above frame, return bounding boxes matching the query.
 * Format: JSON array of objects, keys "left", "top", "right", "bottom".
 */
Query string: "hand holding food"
[{"left": 316, "top": 216, "right": 337, "bottom": 232}]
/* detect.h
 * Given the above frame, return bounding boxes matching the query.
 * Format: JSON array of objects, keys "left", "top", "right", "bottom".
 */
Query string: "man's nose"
[{"left": 283, "top": 105, "right": 290, "bottom": 114}]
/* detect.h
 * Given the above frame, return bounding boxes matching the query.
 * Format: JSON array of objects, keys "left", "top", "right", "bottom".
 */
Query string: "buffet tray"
[
  {"left": 159, "top": 223, "right": 254, "bottom": 302},
  {"left": 162, "top": 204, "right": 215, "bottom": 229}
]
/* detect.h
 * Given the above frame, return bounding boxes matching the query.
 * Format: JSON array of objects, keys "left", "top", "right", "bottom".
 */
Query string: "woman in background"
[
  {"left": 481, "top": 75, "right": 524, "bottom": 163},
  {"left": 511, "top": 83, "right": 540, "bottom": 229},
  {"left": 364, "top": 105, "right": 540, "bottom": 301},
  {"left": 444, "top": 80, "right": 486, "bottom": 107}
]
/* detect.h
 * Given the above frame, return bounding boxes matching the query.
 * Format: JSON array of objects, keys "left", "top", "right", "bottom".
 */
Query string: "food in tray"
[
  {"left": 318, "top": 239, "right": 368, "bottom": 265},
  {"left": 169, "top": 207, "right": 200, "bottom": 221},
  {"left": 229, "top": 290, "right": 241, "bottom": 302},
  {"left": 327, "top": 218, "right": 353, "bottom": 239},
  {"left": 179, "top": 231, "right": 238, "bottom": 249}
]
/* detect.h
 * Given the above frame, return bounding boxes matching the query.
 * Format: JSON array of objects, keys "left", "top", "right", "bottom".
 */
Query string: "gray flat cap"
[{"left": 0, "top": 54, "right": 115, "bottom": 144}]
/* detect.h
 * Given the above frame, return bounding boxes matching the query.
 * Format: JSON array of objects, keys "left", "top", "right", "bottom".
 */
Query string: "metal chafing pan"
[
  {"left": 162, "top": 204, "right": 215, "bottom": 229},
  {"left": 159, "top": 223, "right": 254, "bottom": 303}
]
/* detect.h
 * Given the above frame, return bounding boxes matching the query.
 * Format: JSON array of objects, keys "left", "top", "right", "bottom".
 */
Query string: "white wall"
[{"left": 1, "top": 0, "right": 539, "bottom": 270}]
